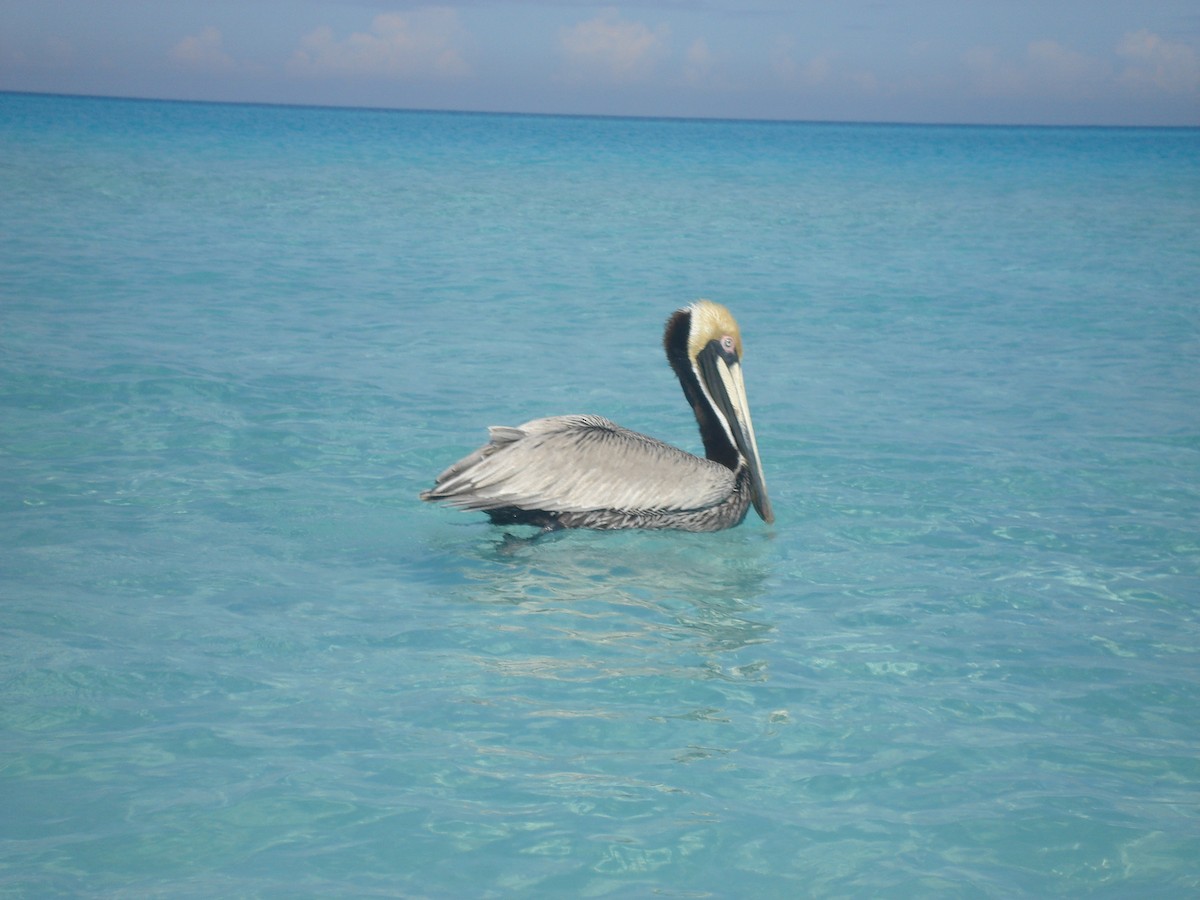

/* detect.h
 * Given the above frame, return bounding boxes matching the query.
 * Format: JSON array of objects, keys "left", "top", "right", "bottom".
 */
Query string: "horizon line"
[{"left": 5, "top": 88, "right": 1199, "bottom": 132}]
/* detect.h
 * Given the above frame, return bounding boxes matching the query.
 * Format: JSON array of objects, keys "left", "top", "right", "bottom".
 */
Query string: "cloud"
[
  {"left": 679, "top": 37, "right": 734, "bottom": 92},
  {"left": 960, "top": 32, "right": 1200, "bottom": 106},
  {"left": 288, "top": 9, "right": 470, "bottom": 79},
  {"left": 1116, "top": 29, "right": 1200, "bottom": 94},
  {"left": 171, "top": 27, "right": 237, "bottom": 74},
  {"left": 770, "top": 39, "right": 858, "bottom": 90},
  {"left": 559, "top": 9, "right": 668, "bottom": 84},
  {"left": 962, "top": 39, "right": 1107, "bottom": 99},
  {"left": 683, "top": 38, "right": 714, "bottom": 85}
]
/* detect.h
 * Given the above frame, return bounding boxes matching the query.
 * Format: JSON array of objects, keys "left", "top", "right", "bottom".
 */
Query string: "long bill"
[{"left": 696, "top": 348, "right": 774, "bottom": 524}]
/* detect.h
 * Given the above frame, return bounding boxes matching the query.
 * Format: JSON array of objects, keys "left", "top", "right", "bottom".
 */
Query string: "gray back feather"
[{"left": 423, "top": 415, "right": 735, "bottom": 514}]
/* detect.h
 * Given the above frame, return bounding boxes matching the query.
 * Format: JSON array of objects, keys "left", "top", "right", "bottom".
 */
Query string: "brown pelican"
[{"left": 420, "top": 300, "right": 773, "bottom": 532}]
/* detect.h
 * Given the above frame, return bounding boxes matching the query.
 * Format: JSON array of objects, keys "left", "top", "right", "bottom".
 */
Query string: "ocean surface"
[{"left": 2, "top": 92, "right": 1198, "bottom": 896}]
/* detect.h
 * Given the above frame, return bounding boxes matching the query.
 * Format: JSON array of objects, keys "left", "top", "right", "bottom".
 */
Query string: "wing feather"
[{"left": 422, "top": 415, "right": 734, "bottom": 514}]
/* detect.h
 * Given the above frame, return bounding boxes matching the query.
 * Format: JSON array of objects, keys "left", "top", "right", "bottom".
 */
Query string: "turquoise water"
[{"left": 2, "top": 92, "right": 1199, "bottom": 895}]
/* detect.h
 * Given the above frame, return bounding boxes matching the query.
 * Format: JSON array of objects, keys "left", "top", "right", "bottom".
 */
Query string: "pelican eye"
[{"left": 718, "top": 334, "right": 738, "bottom": 362}]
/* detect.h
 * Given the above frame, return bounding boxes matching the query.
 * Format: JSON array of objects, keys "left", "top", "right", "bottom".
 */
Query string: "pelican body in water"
[{"left": 420, "top": 300, "right": 773, "bottom": 532}]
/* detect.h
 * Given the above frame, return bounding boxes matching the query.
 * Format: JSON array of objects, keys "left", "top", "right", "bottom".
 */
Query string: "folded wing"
[{"left": 421, "top": 415, "right": 735, "bottom": 515}]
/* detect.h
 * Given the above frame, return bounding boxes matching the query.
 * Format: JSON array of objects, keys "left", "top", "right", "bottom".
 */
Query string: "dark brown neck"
[{"left": 663, "top": 309, "right": 740, "bottom": 471}]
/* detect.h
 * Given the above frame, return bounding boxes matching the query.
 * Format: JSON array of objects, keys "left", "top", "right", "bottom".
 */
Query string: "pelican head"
[{"left": 666, "top": 300, "right": 774, "bottom": 524}]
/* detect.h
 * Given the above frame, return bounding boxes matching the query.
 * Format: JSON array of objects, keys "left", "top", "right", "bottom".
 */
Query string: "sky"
[{"left": 1, "top": 1, "right": 1198, "bottom": 125}]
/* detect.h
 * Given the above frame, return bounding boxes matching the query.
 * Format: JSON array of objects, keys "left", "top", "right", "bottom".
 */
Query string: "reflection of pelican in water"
[{"left": 420, "top": 300, "right": 773, "bottom": 532}]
